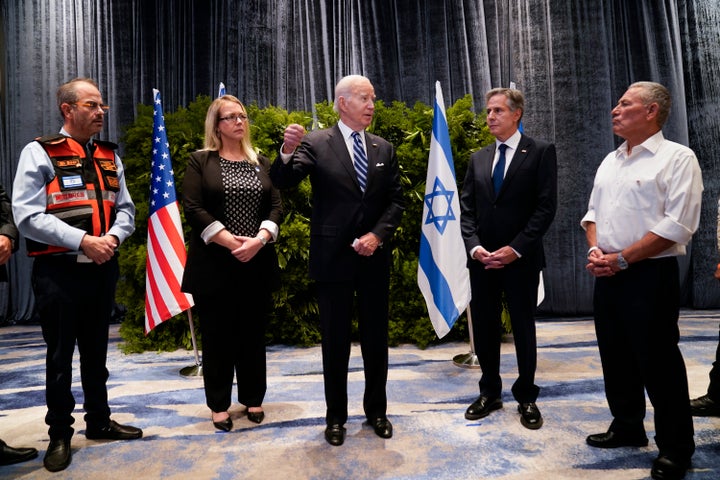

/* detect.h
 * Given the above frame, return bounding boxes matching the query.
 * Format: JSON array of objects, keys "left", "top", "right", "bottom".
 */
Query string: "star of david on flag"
[{"left": 417, "top": 82, "right": 471, "bottom": 338}]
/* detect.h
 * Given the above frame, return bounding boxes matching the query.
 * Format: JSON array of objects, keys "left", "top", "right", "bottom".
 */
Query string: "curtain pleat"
[{"left": 1, "top": 0, "right": 719, "bottom": 322}]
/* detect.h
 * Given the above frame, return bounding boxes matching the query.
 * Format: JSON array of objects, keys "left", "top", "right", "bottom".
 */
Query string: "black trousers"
[
  {"left": 33, "top": 255, "right": 119, "bottom": 441},
  {"left": 593, "top": 257, "right": 694, "bottom": 461},
  {"left": 469, "top": 262, "right": 540, "bottom": 403},
  {"left": 315, "top": 257, "right": 390, "bottom": 426},
  {"left": 705, "top": 323, "right": 720, "bottom": 400},
  {"left": 195, "top": 288, "right": 270, "bottom": 413}
]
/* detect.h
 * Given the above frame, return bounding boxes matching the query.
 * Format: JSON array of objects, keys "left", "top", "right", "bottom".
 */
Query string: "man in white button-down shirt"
[{"left": 582, "top": 81, "right": 703, "bottom": 480}]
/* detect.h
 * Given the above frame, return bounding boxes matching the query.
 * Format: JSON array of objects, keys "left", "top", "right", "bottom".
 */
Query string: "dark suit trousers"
[
  {"left": 593, "top": 257, "right": 695, "bottom": 461},
  {"left": 33, "top": 255, "right": 118, "bottom": 440},
  {"left": 316, "top": 256, "right": 390, "bottom": 426},
  {"left": 195, "top": 288, "right": 270, "bottom": 412},
  {"left": 706, "top": 323, "right": 720, "bottom": 400},
  {"left": 469, "top": 262, "right": 540, "bottom": 403}
]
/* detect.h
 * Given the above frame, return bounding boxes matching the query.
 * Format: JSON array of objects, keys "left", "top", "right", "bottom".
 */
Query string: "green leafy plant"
[{"left": 115, "top": 94, "right": 495, "bottom": 352}]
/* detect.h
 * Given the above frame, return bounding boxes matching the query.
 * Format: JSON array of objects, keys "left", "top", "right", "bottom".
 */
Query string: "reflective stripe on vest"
[{"left": 29, "top": 135, "right": 120, "bottom": 256}]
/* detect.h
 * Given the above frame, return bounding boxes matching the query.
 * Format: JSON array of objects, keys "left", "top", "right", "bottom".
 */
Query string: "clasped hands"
[
  {"left": 473, "top": 245, "right": 517, "bottom": 269},
  {"left": 229, "top": 235, "right": 264, "bottom": 262},
  {"left": 80, "top": 234, "right": 118, "bottom": 264},
  {"left": 352, "top": 233, "right": 381, "bottom": 257},
  {"left": 586, "top": 249, "right": 619, "bottom": 277}
]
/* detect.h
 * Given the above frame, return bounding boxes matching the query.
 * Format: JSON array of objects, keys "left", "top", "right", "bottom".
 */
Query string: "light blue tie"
[
  {"left": 352, "top": 131, "right": 368, "bottom": 192},
  {"left": 492, "top": 144, "right": 508, "bottom": 197}
]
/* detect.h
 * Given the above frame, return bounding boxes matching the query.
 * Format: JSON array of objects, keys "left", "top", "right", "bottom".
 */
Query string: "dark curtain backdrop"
[{"left": 2, "top": 0, "right": 720, "bottom": 323}]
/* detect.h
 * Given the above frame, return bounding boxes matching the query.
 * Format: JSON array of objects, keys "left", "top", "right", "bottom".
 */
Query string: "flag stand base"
[
  {"left": 180, "top": 364, "right": 203, "bottom": 377},
  {"left": 452, "top": 352, "right": 480, "bottom": 369}
]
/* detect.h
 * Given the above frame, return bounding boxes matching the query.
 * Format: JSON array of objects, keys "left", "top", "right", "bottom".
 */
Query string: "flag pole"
[
  {"left": 179, "top": 309, "right": 203, "bottom": 377},
  {"left": 453, "top": 306, "right": 480, "bottom": 368}
]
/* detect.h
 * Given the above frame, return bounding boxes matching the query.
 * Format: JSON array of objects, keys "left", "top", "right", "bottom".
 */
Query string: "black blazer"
[
  {"left": 460, "top": 134, "right": 557, "bottom": 271},
  {"left": 0, "top": 184, "right": 19, "bottom": 283},
  {"left": 270, "top": 124, "right": 404, "bottom": 282},
  {"left": 181, "top": 151, "right": 282, "bottom": 295}
]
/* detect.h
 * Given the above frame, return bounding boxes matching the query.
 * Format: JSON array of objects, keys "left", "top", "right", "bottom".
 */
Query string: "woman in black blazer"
[{"left": 181, "top": 96, "right": 282, "bottom": 431}]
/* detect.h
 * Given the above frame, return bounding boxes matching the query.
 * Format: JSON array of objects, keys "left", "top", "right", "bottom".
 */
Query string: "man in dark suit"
[
  {"left": 460, "top": 87, "right": 557, "bottom": 430},
  {"left": 271, "top": 75, "right": 404, "bottom": 446}
]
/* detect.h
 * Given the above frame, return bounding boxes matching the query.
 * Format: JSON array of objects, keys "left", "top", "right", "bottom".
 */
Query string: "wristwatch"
[{"left": 616, "top": 251, "right": 629, "bottom": 270}]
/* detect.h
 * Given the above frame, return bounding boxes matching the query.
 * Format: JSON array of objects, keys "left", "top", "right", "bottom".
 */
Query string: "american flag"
[{"left": 144, "top": 88, "right": 194, "bottom": 333}]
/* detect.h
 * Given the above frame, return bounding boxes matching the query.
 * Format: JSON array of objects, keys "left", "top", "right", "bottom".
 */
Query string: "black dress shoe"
[
  {"left": 0, "top": 439, "right": 38, "bottom": 466},
  {"left": 690, "top": 394, "right": 720, "bottom": 417},
  {"left": 370, "top": 417, "right": 393, "bottom": 439},
  {"left": 43, "top": 438, "right": 71, "bottom": 472},
  {"left": 324, "top": 424, "right": 346, "bottom": 446},
  {"left": 85, "top": 420, "right": 143, "bottom": 440},
  {"left": 247, "top": 410, "right": 265, "bottom": 424},
  {"left": 586, "top": 430, "right": 648, "bottom": 448},
  {"left": 518, "top": 402, "right": 543, "bottom": 430},
  {"left": 651, "top": 455, "right": 690, "bottom": 480},
  {"left": 212, "top": 417, "right": 233, "bottom": 432},
  {"left": 465, "top": 395, "right": 502, "bottom": 420}
]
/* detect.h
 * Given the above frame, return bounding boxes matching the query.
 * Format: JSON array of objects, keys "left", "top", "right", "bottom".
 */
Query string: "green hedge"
[{"left": 116, "top": 95, "right": 495, "bottom": 353}]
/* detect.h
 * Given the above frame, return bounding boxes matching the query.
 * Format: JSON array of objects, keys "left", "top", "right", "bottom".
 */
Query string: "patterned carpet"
[{"left": 1, "top": 311, "right": 719, "bottom": 479}]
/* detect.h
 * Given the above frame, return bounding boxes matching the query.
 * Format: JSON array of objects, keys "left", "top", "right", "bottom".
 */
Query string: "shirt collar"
[
  {"left": 496, "top": 129, "right": 522, "bottom": 151},
  {"left": 60, "top": 127, "right": 95, "bottom": 150},
  {"left": 616, "top": 130, "right": 665, "bottom": 159},
  {"left": 338, "top": 120, "right": 362, "bottom": 141}
]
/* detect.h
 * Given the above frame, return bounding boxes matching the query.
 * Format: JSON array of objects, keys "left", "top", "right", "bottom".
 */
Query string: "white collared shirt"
[
  {"left": 492, "top": 129, "right": 522, "bottom": 178},
  {"left": 581, "top": 131, "right": 703, "bottom": 257},
  {"left": 337, "top": 120, "right": 367, "bottom": 165}
]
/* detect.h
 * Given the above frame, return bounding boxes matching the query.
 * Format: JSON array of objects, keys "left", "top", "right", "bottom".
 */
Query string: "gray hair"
[
  {"left": 485, "top": 87, "right": 525, "bottom": 119},
  {"left": 333, "top": 75, "right": 371, "bottom": 113},
  {"left": 628, "top": 81, "right": 672, "bottom": 127},
  {"left": 56, "top": 77, "right": 99, "bottom": 118}
]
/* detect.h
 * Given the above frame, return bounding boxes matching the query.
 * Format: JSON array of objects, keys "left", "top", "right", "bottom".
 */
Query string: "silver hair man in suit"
[{"left": 271, "top": 74, "right": 404, "bottom": 447}]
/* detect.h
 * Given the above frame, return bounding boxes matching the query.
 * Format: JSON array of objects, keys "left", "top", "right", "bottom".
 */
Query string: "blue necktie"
[
  {"left": 352, "top": 131, "right": 368, "bottom": 192},
  {"left": 492, "top": 144, "right": 508, "bottom": 196}
]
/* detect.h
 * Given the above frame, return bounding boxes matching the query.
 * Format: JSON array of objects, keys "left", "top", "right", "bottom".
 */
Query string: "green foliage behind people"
[{"left": 116, "top": 94, "right": 494, "bottom": 353}]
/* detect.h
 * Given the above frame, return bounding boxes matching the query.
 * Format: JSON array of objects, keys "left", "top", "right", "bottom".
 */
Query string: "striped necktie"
[{"left": 352, "top": 131, "right": 368, "bottom": 192}]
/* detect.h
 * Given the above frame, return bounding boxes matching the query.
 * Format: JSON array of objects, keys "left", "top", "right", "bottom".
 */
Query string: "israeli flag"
[
  {"left": 218, "top": 82, "right": 226, "bottom": 97},
  {"left": 417, "top": 81, "right": 471, "bottom": 338}
]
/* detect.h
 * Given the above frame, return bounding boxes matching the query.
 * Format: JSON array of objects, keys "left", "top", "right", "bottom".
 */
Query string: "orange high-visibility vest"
[{"left": 28, "top": 134, "right": 121, "bottom": 256}]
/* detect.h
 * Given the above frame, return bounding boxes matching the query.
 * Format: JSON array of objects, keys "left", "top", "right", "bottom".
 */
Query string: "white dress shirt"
[{"left": 581, "top": 131, "right": 703, "bottom": 257}]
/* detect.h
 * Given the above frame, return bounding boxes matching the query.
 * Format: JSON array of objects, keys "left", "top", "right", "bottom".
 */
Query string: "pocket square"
[{"left": 375, "top": 162, "right": 385, "bottom": 167}]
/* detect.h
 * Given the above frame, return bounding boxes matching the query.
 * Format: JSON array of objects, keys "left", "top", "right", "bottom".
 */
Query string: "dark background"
[{"left": 2, "top": 0, "right": 720, "bottom": 323}]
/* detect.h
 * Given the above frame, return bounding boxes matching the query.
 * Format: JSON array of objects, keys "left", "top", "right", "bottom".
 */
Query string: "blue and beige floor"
[{"left": 1, "top": 311, "right": 719, "bottom": 479}]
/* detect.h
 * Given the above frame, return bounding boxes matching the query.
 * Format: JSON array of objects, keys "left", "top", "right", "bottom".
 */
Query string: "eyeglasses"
[
  {"left": 219, "top": 113, "right": 248, "bottom": 123},
  {"left": 72, "top": 101, "right": 110, "bottom": 112}
]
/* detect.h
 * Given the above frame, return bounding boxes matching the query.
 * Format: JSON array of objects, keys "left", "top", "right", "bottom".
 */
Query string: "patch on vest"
[
  {"left": 51, "top": 190, "right": 89, "bottom": 204},
  {"left": 61, "top": 175, "right": 85, "bottom": 189}
]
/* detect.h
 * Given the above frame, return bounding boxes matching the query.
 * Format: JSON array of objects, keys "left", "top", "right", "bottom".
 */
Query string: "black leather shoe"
[
  {"left": 43, "top": 438, "right": 71, "bottom": 472},
  {"left": 370, "top": 417, "right": 393, "bottom": 439},
  {"left": 690, "top": 394, "right": 720, "bottom": 417},
  {"left": 324, "top": 424, "right": 346, "bottom": 446},
  {"left": 247, "top": 410, "right": 265, "bottom": 424},
  {"left": 213, "top": 418, "right": 233, "bottom": 432},
  {"left": 465, "top": 395, "right": 502, "bottom": 420},
  {"left": 586, "top": 430, "right": 648, "bottom": 448},
  {"left": 518, "top": 402, "right": 543, "bottom": 430},
  {"left": 85, "top": 420, "right": 143, "bottom": 440},
  {"left": 651, "top": 455, "right": 690, "bottom": 480},
  {"left": 0, "top": 439, "right": 38, "bottom": 466}
]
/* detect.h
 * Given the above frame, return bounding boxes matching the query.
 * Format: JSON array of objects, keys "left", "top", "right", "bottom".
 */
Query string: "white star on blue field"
[{"left": 424, "top": 177, "right": 456, "bottom": 235}]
